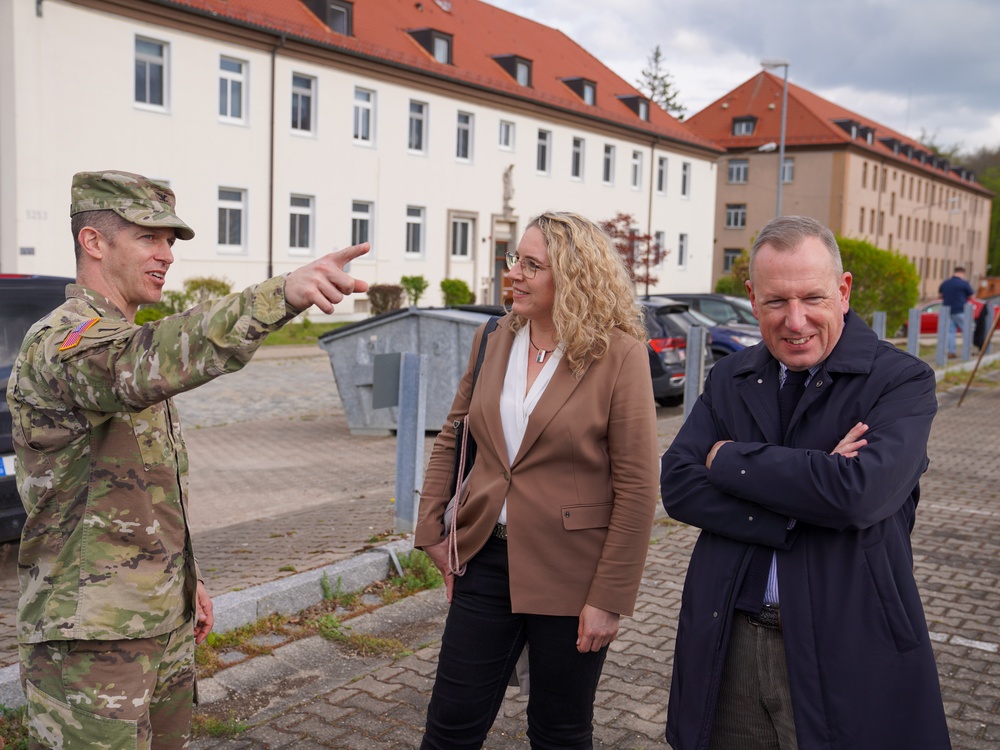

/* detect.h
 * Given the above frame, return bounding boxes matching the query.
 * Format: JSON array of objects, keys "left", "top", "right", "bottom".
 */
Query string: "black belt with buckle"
[
  {"left": 747, "top": 606, "right": 782, "bottom": 631},
  {"left": 492, "top": 523, "right": 508, "bottom": 541}
]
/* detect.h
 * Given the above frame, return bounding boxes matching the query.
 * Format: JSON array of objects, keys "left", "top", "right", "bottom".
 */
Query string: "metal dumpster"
[{"left": 317, "top": 306, "right": 499, "bottom": 435}]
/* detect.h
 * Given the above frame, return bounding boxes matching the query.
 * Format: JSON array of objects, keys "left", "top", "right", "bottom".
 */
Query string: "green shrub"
[
  {"left": 136, "top": 276, "right": 233, "bottom": 322},
  {"left": 440, "top": 278, "right": 474, "bottom": 306},
  {"left": 400, "top": 275, "right": 429, "bottom": 306},
  {"left": 714, "top": 249, "right": 750, "bottom": 297},
  {"left": 837, "top": 236, "right": 919, "bottom": 335},
  {"left": 367, "top": 284, "right": 405, "bottom": 316}
]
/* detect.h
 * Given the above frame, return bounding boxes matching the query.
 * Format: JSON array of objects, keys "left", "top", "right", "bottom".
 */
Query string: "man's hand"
[
  {"left": 832, "top": 421, "right": 869, "bottom": 458},
  {"left": 706, "top": 440, "right": 732, "bottom": 470},
  {"left": 577, "top": 604, "right": 620, "bottom": 653},
  {"left": 284, "top": 243, "right": 371, "bottom": 314},
  {"left": 194, "top": 580, "right": 214, "bottom": 645},
  {"left": 422, "top": 538, "right": 456, "bottom": 603}
]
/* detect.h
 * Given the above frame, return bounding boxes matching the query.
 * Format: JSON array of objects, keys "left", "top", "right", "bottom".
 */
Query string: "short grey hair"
[{"left": 749, "top": 215, "right": 842, "bottom": 282}]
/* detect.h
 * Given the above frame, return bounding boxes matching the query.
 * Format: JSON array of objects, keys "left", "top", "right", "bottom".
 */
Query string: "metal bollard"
[
  {"left": 683, "top": 325, "right": 708, "bottom": 421},
  {"left": 906, "top": 308, "right": 920, "bottom": 355},
  {"left": 961, "top": 302, "right": 974, "bottom": 361},
  {"left": 871, "top": 311, "right": 886, "bottom": 341},
  {"left": 936, "top": 307, "right": 949, "bottom": 367}
]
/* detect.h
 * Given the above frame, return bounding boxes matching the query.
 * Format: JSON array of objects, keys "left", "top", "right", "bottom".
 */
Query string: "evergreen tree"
[{"left": 636, "top": 45, "right": 685, "bottom": 120}]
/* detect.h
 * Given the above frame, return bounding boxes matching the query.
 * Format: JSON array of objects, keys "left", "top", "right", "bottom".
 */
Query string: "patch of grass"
[
  {"left": 193, "top": 712, "right": 250, "bottom": 737},
  {"left": 320, "top": 572, "right": 361, "bottom": 609},
  {"left": 0, "top": 705, "right": 28, "bottom": 748},
  {"left": 383, "top": 550, "right": 443, "bottom": 603},
  {"left": 261, "top": 320, "right": 347, "bottom": 347},
  {"left": 277, "top": 565, "right": 297, "bottom": 573}
]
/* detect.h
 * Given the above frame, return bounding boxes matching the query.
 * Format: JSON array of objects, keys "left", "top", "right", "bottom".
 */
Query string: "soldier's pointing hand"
[{"left": 285, "top": 242, "right": 371, "bottom": 314}]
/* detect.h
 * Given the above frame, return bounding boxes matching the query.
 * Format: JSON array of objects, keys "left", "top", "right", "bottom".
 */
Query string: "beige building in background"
[{"left": 685, "top": 71, "right": 993, "bottom": 299}]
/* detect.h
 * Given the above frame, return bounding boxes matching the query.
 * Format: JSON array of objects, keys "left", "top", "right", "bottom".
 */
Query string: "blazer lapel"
[
  {"left": 511, "top": 355, "right": 591, "bottom": 466},
  {"left": 474, "top": 322, "right": 513, "bottom": 469}
]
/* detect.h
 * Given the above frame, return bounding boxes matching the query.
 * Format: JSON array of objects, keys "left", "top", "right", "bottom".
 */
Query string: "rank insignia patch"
[{"left": 59, "top": 318, "right": 101, "bottom": 351}]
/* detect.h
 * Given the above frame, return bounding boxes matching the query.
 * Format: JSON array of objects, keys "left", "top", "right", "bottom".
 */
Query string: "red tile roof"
[
  {"left": 160, "top": 0, "right": 720, "bottom": 152},
  {"left": 685, "top": 71, "right": 990, "bottom": 194}
]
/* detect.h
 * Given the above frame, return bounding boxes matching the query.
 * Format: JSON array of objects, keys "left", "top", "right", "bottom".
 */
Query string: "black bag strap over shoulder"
[{"left": 471, "top": 315, "right": 500, "bottom": 391}]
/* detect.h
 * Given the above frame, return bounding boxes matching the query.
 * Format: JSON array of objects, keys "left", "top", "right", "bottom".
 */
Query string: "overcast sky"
[{"left": 487, "top": 0, "right": 999, "bottom": 157}]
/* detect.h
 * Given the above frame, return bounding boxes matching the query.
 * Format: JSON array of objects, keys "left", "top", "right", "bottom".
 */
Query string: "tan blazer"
[{"left": 415, "top": 316, "right": 659, "bottom": 617}]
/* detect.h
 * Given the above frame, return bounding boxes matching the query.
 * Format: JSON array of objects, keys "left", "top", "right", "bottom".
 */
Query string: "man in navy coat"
[{"left": 661, "top": 216, "right": 951, "bottom": 750}]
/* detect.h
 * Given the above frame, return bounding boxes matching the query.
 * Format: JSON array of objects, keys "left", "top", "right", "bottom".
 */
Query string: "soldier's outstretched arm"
[{"left": 285, "top": 243, "right": 371, "bottom": 314}]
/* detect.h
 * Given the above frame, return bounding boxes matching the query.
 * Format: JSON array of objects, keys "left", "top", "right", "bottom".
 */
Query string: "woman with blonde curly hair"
[{"left": 416, "top": 211, "right": 659, "bottom": 748}]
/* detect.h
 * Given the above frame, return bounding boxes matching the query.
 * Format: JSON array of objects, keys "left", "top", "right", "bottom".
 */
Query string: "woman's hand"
[
  {"left": 422, "top": 539, "right": 456, "bottom": 603},
  {"left": 577, "top": 604, "right": 620, "bottom": 653}
]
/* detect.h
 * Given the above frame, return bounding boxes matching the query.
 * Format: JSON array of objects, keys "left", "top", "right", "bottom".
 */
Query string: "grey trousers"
[{"left": 709, "top": 612, "right": 798, "bottom": 750}]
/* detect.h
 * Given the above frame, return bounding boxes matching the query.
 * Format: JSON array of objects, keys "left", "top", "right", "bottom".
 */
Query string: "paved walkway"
[{"left": 1, "top": 345, "right": 998, "bottom": 748}]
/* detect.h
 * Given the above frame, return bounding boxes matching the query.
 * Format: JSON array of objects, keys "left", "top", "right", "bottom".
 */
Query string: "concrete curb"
[{"left": 0, "top": 537, "right": 415, "bottom": 709}]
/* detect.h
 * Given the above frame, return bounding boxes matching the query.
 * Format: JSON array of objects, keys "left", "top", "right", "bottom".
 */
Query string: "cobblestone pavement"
[{"left": 1, "top": 345, "right": 998, "bottom": 748}]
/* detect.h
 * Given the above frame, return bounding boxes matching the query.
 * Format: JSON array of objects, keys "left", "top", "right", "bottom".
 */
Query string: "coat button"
[
  {"left": 748, "top": 516, "right": 754, "bottom": 521},
  {"left": 564, "top": 511, "right": 571, "bottom": 518},
  {"left": 757, "top": 379, "right": 763, "bottom": 384},
  {"left": 713, "top": 611, "right": 719, "bottom": 618},
  {"left": 740, "top": 470, "right": 746, "bottom": 475},
  {"left": 503, "top": 471, "right": 510, "bottom": 481},
  {"left": 815, "top": 380, "right": 823, "bottom": 387}
]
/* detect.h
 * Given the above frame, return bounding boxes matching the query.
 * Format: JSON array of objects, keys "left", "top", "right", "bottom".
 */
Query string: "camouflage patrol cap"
[{"left": 70, "top": 170, "right": 195, "bottom": 240}]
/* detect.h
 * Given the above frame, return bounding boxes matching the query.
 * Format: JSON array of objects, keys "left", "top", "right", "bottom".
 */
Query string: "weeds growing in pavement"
[
  {"left": 0, "top": 705, "right": 28, "bottom": 748},
  {"left": 193, "top": 712, "right": 250, "bottom": 737}
]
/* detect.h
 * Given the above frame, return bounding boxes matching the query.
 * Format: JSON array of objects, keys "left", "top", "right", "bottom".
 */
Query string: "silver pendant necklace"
[{"left": 529, "top": 335, "right": 549, "bottom": 364}]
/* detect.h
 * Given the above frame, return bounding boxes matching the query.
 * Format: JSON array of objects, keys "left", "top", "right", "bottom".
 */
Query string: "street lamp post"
[{"left": 761, "top": 59, "right": 790, "bottom": 217}]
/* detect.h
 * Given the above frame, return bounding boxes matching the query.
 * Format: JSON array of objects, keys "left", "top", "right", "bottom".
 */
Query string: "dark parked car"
[
  {"left": 638, "top": 297, "right": 716, "bottom": 406},
  {"left": 668, "top": 293, "right": 759, "bottom": 327},
  {"left": 1, "top": 275, "right": 73, "bottom": 542}
]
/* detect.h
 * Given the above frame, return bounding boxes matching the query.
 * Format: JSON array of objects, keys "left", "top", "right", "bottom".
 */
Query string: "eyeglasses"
[{"left": 505, "top": 251, "right": 548, "bottom": 279}]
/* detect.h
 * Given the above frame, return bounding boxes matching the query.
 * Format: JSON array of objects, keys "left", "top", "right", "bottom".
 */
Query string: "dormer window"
[
  {"left": 618, "top": 95, "right": 650, "bottom": 121},
  {"left": 732, "top": 117, "right": 757, "bottom": 136},
  {"left": 410, "top": 29, "right": 453, "bottom": 64},
  {"left": 304, "top": 0, "right": 353, "bottom": 35},
  {"left": 493, "top": 55, "right": 532, "bottom": 87},
  {"left": 879, "top": 137, "right": 900, "bottom": 155},
  {"left": 562, "top": 78, "right": 596, "bottom": 105},
  {"left": 833, "top": 118, "right": 859, "bottom": 139}
]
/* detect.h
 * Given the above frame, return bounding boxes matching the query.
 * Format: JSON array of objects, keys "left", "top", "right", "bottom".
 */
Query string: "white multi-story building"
[{"left": 0, "top": 0, "right": 722, "bottom": 313}]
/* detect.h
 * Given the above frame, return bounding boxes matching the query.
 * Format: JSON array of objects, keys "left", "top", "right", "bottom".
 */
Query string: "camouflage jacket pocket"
[{"left": 128, "top": 403, "right": 173, "bottom": 469}]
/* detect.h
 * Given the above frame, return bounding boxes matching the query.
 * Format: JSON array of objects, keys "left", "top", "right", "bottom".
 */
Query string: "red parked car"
[{"left": 902, "top": 298, "right": 1000, "bottom": 337}]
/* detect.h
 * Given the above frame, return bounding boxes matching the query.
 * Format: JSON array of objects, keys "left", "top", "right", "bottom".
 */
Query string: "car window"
[
  {"left": 1, "top": 285, "right": 68, "bottom": 375},
  {"left": 728, "top": 301, "right": 758, "bottom": 325}
]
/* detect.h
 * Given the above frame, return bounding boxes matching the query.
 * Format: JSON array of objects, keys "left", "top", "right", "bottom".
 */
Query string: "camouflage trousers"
[{"left": 19, "top": 620, "right": 195, "bottom": 749}]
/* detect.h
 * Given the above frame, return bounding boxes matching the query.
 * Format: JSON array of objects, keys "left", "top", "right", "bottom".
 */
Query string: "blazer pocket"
[{"left": 561, "top": 503, "right": 613, "bottom": 531}]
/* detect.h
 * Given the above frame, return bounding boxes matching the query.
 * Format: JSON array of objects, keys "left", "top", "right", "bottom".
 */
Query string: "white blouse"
[{"left": 496, "top": 322, "right": 563, "bottom": 525}]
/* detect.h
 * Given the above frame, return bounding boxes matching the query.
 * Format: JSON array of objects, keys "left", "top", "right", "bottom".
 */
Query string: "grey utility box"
[{"left": 318, "top": 306, "right": 498, "bottom": 436}]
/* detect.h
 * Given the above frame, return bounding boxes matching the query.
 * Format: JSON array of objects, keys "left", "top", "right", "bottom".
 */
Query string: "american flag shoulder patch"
[{"left": 59, "top": 318, "right": 101, "bottom": 351}]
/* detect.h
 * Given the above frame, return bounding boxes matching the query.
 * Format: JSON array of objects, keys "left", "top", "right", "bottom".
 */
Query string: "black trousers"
[{"left": 421, "top": 533, "right": 608, "bottom": 750}]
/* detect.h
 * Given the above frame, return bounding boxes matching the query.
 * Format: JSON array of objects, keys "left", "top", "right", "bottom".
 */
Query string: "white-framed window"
[
  {"left": 351, "top": 201, "right": 372, "bottom": 246},
  {"left": 654, "top": 231, "right": 666, "bottom": 264},
  {"left": 219, "top": 57, "right": 246, "bottom": 123},
  {"left": 292, "top": 74, "right": 314, "bottom": 133},
  {"left": 732, "top": 118, "right": 755, "bottom": 136},
  {"left": 456, "top": 111, "right": 473, "bottom": 161},
  {"left": 516, "top": 60, "right": 531, "bottom": 86},
  {"left": 725, "top": 204, "right": 747, "bottom": 229},
  {"left": 602, "top": 144, "right": 615, "bottom": 184},
  {"left": 582, "top": 81, "right": 596, "bottom": 106},
  {"left": 217, "top": 188, "right": 245, "bottom": 252},
  {"left": 327, "top": 0, "right": 353, "bottom": 35},
  {"left": 723, "top": 248, "right": 742, "bottom": 272},
  {"left": 289, "top": 195, "right": 313, "bottom": 255},
  {"left": 728, "top": 159, "right": 749, "bottom": 184},
  {"left": 408, "top": 101, "right": 427, "bottom": 152},
  {"left": 135, "top": 37, "right": 168, "bottom": 109},
  {"left": 680, "top": 161, "right": 691, "bottom": 197},
  {"left": 656, "top": 156, "right": 668, "bottom": 194},
  {"left": 406, "top": 206, "right": 424, "bottom": 256},
  {"left": 571, "top": 137, "right": 584, "bottom": 179},
  {"left": 638, "top": 100, "right": 649, "bottom": 121},
  {"left": 781, "top": 157, "right": 795, "bottom": 184},
  {"left": 451, "top": 216, "right": 475, "bottom": 258},
  {"left": 433, "top": 35, "right": 451, "bottom": 64},
  {"left": 677, "top": 233, "right": 688, "bottom": 268},
  {"left": 536, "top": 129, "right": 551, "bottom": 174},
  {"left": 353, "top": 87, "right": 374, "bottom": 144},
  {"left": 499, "top": 120, "right": 514, "bottom": 150},
  {"left": 630, "top": 150, "right": 643, "bottom": 189}
]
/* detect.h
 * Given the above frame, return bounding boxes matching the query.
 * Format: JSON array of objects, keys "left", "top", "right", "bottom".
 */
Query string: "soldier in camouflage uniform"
[{"left": 6, "top": 170, "right": 370, "bottom": 748}]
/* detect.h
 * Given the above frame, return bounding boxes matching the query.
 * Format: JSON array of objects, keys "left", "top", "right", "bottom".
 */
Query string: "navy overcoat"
[{"left": 661, "top": 311, "right": 951, "bottom": 750}]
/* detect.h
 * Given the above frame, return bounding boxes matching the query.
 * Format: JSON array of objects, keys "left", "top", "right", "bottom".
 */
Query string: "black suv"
[
  {"left": 639, "top": 297, "right": 715, "bottom": 407},
  {"left": 1, "top": 275, "right": 73, "bottom": 542}
]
